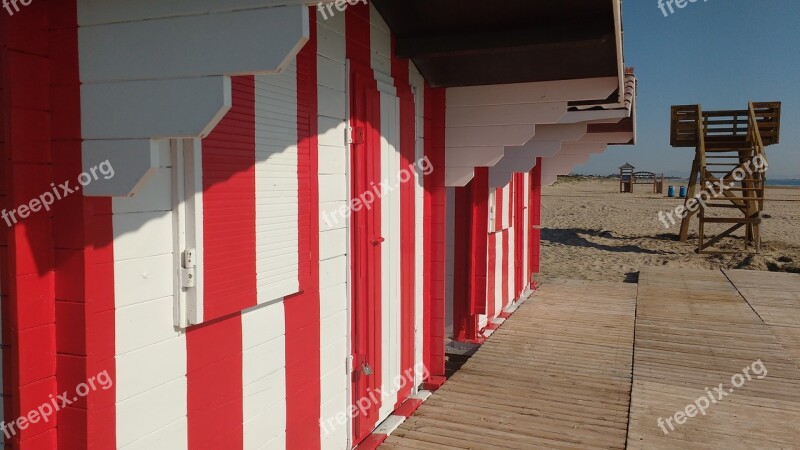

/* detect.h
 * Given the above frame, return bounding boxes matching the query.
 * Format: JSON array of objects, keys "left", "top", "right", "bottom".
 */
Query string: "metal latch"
[
  {"left": 361, "top": 362, "right": 373, "bottom": 377},
  {"left": 180, "top": 249, "right": 196, "bottom": 289}
]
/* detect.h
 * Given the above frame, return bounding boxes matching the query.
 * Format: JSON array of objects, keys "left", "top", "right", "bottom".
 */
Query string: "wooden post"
[{"left": 679, "top": 152, "right": 701, "bottom": 242}]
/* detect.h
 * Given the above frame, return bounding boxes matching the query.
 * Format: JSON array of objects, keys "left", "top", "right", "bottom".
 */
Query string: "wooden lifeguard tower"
[{"left": 670, "top": 102, "right": 781, "bottom": 253}]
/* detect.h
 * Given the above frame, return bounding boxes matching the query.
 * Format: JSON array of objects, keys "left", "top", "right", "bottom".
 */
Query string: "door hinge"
[
  {"left": 180, "top": 249, "right": 196, "bottom": 289},
  {"left": 348, "top": 126, "right": 365, "bottom": 145}
]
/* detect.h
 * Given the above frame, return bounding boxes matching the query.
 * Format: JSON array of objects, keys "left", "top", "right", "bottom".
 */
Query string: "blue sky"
[{"left": 575, "top": 0, "right": 800, "bottom": 179}]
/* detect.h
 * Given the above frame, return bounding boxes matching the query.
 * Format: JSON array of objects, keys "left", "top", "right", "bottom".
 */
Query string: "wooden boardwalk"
[
  {"left": 380, "top": 268, "right": 800, "bottom": 450},
  {"left": 724, "top": 269, "right": 800, "bottom": 368},
  {"left": 628, "top": 268, "right": 800, "bottom": 449},
  {"left": 382, "top": 280, "right": 638, "bottom": 449}
]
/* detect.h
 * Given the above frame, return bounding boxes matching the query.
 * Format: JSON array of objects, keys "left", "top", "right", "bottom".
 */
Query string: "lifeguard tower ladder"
[{"left": 670, "top": 102, "right": 781, "bottom": 254}]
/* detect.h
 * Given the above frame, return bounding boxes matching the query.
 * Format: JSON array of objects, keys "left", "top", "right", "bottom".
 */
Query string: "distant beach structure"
[{"left": 618, "top": 163, "right": 664, "bottom": 194}]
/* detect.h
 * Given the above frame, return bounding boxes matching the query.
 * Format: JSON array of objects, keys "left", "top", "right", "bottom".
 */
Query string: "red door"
[
  {"left": 513, "top": 173, "right": 526, "bottom": 299},
  {"left": 350, "top": 68, "right": 382, "bottom": 445},
  {"left": 452, "top": 168, "right": 489, "bottom": 342}
]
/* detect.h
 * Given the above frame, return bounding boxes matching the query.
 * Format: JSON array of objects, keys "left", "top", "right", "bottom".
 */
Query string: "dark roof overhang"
[{"left": 371, "top": 0, "right": 620, "bottom": 88}]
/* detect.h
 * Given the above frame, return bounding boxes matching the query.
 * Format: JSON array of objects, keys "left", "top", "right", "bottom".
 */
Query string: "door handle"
[{"left": 371, "top": 237, "right": 385, "bottom": 245}]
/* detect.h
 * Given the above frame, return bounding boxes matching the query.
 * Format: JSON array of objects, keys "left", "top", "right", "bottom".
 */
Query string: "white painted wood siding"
[
  {"left": 255, "top": 63, "right": 300, "bottom": 303},
  {"left": 445, "top": 188, "right": 456, "bottom": 339},
  {"left": 113, "top": 144, "right": 189, "bottom": 450},
  {"left": 317, "top": 10, "right": 351, "bottom": 450},
  {"left": 410, "top": 63, "right": 426, "bottom": 388},
  {"left": 379, "top": 89, "right": 402, "bottom": 421},
  {"left": 242, "top": 301, "right": 287, "bottom": 449}
]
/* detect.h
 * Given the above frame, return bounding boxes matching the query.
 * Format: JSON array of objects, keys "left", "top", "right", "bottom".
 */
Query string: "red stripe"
[
  {"left": 188, "top": 75, "right": 256, "bottom": 450},
  {"left": 284, "top": 9, "right": 321, "bottom": 449},
  {"left": 453, "top": 183, "right": 472, "bottom": 340},
  {"left": 356, "top": 434, "right": 388, "bottom": 450},
  {"left": 454, "top": 168, "right": 488, "bottom": 341},
  {"left": 345, "top": 4, "right": 371, "bottom": 67},
  {"left": 467, "top": 168, "right": 488, "bottom": 325},
  {"left": 348, "top": 5, "right": 383, "bottom": 442},
  {"left": 1, "top": 5, "right": 57, "bottom": 447},
  {"left": 349, "top": 69, "right": 383, "bottom": 442},
  {"left": 2, "top": 2, "right": 117, "bottom": 447},
  {"left": 530, "top": 160, "right": 543, "bottom": 278},
  {"left": 423, "top": 85, "right": 447, "bottom": 378},
  {"left": 187, "top": 315, "right": 243, "bottom": 449},
  {"left": 391, "top": 38, "right": 416, "bottom": 406},
  {"left": 530, "top": 160, "right": 543, "bottom": 227},
  {"left": 53, "top": 0, "right": 118, "bottom": 443},
  {"left": 471, "top": 168, "right": 488, "bottom": 319},
  {"left": 202, "top": 76, "right": 257, "bottom": 321},
  {"left": 513, "top": 173, "right": 525, "bottom": 299},
  {"left": 394, "top": 398, "right": 424, "bottom": 418}
]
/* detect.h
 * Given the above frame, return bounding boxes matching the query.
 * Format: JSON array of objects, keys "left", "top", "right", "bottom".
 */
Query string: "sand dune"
[{"left": 539, "top": 178, "right": 800, "bottom": 283}]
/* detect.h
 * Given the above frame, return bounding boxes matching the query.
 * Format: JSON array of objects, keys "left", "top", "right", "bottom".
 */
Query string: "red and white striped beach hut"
[{"left": 0, "top": 1, "right": 636, "bottom": 448}]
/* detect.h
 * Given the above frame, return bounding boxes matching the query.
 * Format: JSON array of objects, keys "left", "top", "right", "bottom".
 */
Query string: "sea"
[
  {"left": 767, "top": 179, "right": 800, "bottom": 187},
  {"left": 662, "top": 179, "right": 800, "bottom": 187}
]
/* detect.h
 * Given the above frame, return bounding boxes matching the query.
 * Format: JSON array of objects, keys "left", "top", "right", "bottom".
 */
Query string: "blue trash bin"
[
  {"left": 679, "top": 186, "right": 687, "bottom": 198},
  {"left": 667, "top": 186, "right": 675, "bottom": 198}
]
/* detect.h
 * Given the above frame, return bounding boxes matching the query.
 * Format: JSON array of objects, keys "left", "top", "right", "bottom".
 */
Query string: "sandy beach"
[{"left": 539, "top": 178, "right": 800, "bottom": 282}]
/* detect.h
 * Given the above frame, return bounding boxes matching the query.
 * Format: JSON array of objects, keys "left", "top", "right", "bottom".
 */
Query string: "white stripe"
[
  {"left": 374, "top": 1, "right": 405, "bottom": 421},
  {"left": 508, "top": 225, "right": 515, "bottom": 304},
  {"left": 523, "top": 173, "right": 530, "bottom": 290},
  {"left": 370, "top": 5, "right": 392, "bottom": 77},
  {"left": 242, "top": 302, "right": 287, "bottom": 450},
  {"left": 255, "top": 63, "right": 300, "bottom": 304},
  {"left": 317, "top": 10, "right": 351, "bottom": 450},
  {"left": 445, "top": 188, "right": 456, "bottom": 337},
  {"left": 113, "top": 144, "right": 188, "bottom": 450},
  {"left": 379, "top": 90, "right": 402, "bottom": 421},
  {"left": 410, "top": 63, "right": 426, "bottom": 388},
  {"left": 495, "top": 230, "right": 503, "bottom": 315}
]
